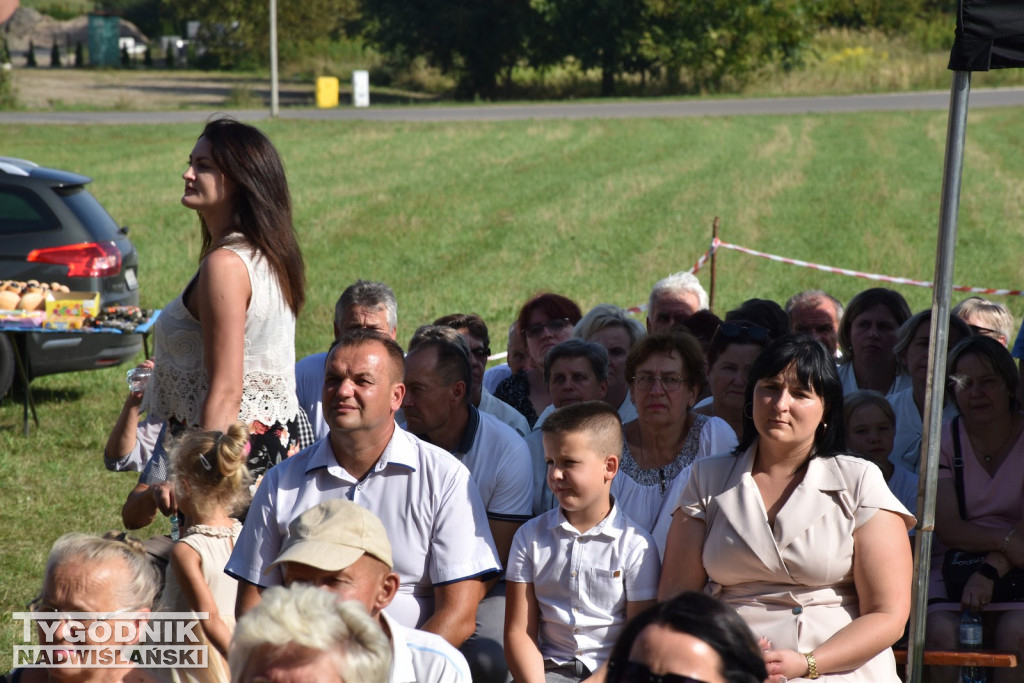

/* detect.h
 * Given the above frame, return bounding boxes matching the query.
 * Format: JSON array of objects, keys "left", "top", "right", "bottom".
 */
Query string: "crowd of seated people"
[{"left": 20, "top": 261, "right": 1024, "bottom": 683}]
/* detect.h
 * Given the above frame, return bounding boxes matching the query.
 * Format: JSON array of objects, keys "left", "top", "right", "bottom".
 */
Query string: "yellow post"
[{"left": 315, "top": 77, "right": 339, "bottom": 108}]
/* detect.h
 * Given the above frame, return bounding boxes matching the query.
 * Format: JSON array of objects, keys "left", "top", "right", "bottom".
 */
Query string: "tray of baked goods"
[{"left": 0, "top": 280, "right": 153, "bottom": 333}]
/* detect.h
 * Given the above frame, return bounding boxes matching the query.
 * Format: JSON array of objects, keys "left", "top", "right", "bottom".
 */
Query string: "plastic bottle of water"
[
  {"left": 170, "top": 513, "right": 180, "bottom": 542},
  {"left": 960, "top": 610, "right": 986, "bottom": 683}
]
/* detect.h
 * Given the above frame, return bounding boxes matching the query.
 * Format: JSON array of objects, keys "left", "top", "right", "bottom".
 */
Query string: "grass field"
[{"left": 2, "top": 108, "right": 1024, "bottom": 669}]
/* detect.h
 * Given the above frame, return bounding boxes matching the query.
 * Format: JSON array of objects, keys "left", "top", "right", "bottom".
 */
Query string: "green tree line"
[{"left": 103, "top": 0, "right": 955, "bottom": 97}]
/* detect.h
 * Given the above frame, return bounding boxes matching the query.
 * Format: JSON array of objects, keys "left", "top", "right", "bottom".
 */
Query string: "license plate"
[{"left": 124, "top": 267, "right": 138, "bottom": 290}]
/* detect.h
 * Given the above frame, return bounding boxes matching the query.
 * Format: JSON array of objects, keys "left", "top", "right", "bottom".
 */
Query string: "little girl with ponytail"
[{"left": 161, "top": 422, "right": 251, "bottom": 662}]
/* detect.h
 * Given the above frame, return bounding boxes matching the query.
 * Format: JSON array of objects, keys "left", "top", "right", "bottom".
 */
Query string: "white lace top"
[{"left": 142, "top": 239, "right": 299, "bottom": 428}]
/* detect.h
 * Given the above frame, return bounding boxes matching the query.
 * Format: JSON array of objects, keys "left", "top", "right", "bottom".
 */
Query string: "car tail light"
[{"left": 27, "top": 241, "right": 122, "bottom": 277}]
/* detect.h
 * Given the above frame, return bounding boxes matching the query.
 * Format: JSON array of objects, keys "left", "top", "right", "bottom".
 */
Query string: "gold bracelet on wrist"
[
  {"left": 803, "top": 652, "right": 820, "bottom": 679},
  {"left": 1003, "top": 529, "right": 1016, "bottom": 554}
]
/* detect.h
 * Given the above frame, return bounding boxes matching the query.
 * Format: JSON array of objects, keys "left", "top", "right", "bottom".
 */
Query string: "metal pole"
[
  {"left": 905, "top": 68, "right": 971, "bottom": 683},
  {"left": 709, "top": 216, "right": 719, "bottom": 313},
  {"left": 269, "top": 0, "right": 279, "bottom": 117}
]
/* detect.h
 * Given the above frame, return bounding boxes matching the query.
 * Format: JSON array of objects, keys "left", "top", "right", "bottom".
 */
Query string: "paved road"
[{"left": 2, "top": 86, "right": 1024, "bottom": 125}]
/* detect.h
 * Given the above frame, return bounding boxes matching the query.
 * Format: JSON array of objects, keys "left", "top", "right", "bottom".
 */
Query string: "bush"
[
  {"left": 37, "top": 2, "right": 79, "bottom": 21},
  {"left": 27, "top": 40, "right": 37, "bottom": 67},
  {"left": 907, "top": 14, "right": 956, "bottom": 52},
  {"left": 0, "top": 65, "right": 17, "bottom": 109},
  {"left": 74, "top": 41, "right": 84, "bottom": 67},
  {"left": 144, "top": 45, "right": 152, "bottom": 67},
  {"left": 50, "top": 41, "right": 61, "bottom": 67},
  {"left": 277, "top": 36, "right": 385, "bottom": 81}
]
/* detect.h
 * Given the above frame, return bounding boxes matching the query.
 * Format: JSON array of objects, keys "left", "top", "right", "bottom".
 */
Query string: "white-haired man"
[
  {"left": 646, "top": 272, "right": 708, "bottom": 334},
  {"left": 231, "top": 583, "right": 392, "bottom": 683}
]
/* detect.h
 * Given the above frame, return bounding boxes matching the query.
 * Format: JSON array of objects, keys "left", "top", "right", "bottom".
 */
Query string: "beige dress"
[
  {"left": 160, "top": 521, "right": 241, "bottom": 683},
  {"left": 677, "top": 443, "right": 915, "bottom": 682}
]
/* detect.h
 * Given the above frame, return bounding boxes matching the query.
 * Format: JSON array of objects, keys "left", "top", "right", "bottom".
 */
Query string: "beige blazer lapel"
[
  {"left": 711, "top": 443, "right": 788, "bottom": 575},
  {"left": 774, "top": 455, "right": 848, "bottom": 551}
]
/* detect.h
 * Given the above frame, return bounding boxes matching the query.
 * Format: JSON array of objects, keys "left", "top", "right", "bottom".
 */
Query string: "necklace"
[
  {"left": 971, "top": 418, "right": 1020, "bottom": 464},
  {"left": 632, "top": 419, "right": 692, "bottom": 494}
]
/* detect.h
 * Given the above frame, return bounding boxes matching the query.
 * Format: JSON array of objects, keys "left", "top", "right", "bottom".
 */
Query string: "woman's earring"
[{"left": 743, "top": 403, "right": 754, "bottom": 420}]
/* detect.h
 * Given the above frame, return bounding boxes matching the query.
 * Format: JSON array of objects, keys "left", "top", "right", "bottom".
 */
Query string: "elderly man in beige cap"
[{"left": 270, "top": 499, "right": 471, "bottom": 683}]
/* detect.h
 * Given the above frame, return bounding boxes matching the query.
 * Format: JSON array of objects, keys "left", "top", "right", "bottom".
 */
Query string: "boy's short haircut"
[{"left": 541, "top": 401, "right": 623, "bottom": 456}]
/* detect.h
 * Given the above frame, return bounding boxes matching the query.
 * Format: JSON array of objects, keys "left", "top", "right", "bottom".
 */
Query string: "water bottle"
[
  {"left": 960, "top": 610, "right": 986, "bottom": 683},
  {"left": 170, "top": 513, "right": 180, "bottom": 542},
  {"left": 125, "top": 366, "right": 152, "bottom": 393}
]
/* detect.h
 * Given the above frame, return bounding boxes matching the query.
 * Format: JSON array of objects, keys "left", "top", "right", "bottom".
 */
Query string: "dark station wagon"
[{"left": 0, "top": 156, "right": 141, "bottom": 398}]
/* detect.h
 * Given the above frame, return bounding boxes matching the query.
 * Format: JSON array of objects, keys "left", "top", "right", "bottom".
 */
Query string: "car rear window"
[
  {"left": 56, "top": 186, "right": 123, "bottom": 241},
  {"left": 0, "top": 184, "right": 60, "bottom": 235}
]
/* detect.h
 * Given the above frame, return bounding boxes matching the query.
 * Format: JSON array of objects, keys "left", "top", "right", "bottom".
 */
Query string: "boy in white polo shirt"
[{"left": 505, "top": 401, "right": 661, "bottom": 683}]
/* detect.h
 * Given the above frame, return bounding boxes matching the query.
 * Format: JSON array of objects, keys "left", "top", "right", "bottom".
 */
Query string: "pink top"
[
  {"left": 929, "top": 416, "right": 1024, "bottom": 609},
  {"left": 937, "top": 417, "right": 1024, "bottom": 531}
]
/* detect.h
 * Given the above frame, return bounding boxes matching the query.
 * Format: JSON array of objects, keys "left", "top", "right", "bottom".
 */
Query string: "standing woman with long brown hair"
[{"left": 123, "top": 117, "right": 311, "bottom": 529}]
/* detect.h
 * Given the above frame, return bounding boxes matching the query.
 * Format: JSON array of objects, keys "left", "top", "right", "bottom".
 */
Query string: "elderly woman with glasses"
[
  {"left": 14, "top": 531, "right": 163, "bottom": 683},
  {"left": 693, "top": 321, "right": 772, "bottom": 438},
  {"left": 953, "top": 296, "right": 1014, "bottom": 347},
  {"left": 611, "top": 332, "right": 738, "bottom": 556},
  {"left": 494, "top": 293, "right": 583, "bottom": 429}
]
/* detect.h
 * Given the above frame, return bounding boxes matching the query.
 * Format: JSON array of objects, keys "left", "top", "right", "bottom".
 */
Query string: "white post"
[
  {"left": 905, "top": 69, "right": 972, "bottom": 683},
  {"left": 269, "top": 0, "right": 279, "bottom": 117},
  {"left": 353, "top": 70, "right": 370, "bottom": 107}
]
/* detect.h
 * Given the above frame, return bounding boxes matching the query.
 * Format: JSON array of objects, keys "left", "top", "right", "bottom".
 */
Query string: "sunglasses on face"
[
  {"left": 611, "top": 661, "right": 711, "bottom": 683},
  {"left": 524, "top": 318, "right": 572, "bottom": 339},
  {"left": 969, "top": 324, "right": 1000, "bottom": 339},
  {"left": 718, "top": 322, "right": 769, "bottom": 340},
  {"left": 469, "top": 346, "right": 491, "bottom": 359}
]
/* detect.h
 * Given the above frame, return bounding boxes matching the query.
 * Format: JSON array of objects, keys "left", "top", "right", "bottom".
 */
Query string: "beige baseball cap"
[{"left": 268, "top": 499, "right": 393, "bottom": 573}]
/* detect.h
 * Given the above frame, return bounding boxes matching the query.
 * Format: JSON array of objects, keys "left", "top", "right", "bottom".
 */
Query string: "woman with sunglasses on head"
[
  {"left": 660, "top": 334, "right": 915, "bottom": 682},
  {"left": 693, "top": 321, "right": 772, "bottom": 438},
  {"left": 494, "top": 293, "right": 582, "bottom": 429},
  {"left": 605, "top": 591, "right": 768, "bottom": 683},
  {"left": 611, "top": 331, "right": 738, "bottom": 556}
]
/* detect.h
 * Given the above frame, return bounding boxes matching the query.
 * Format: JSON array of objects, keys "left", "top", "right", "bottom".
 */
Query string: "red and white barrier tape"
[
  {"left": 488, "top": 235, "right": 1021, "bottom": 363},
  {"left": 712, "top": 237, "right": 1024, "bottom": 296}
]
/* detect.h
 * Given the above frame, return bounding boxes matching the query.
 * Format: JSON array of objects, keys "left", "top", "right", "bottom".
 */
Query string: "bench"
[{"left": 893, "top": 648, "right": 1018, "bottom": 668}]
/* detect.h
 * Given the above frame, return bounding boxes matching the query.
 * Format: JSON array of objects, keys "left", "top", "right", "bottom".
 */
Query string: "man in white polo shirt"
[
  {"left": 402, "top": 325, "right": 533, "bottom": 683},
  {"left": 272, "top": 499, "right": 471, "bottom": 683},
  {"left": 227, "top": 328, "right": 500, "bottom": 651}
]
